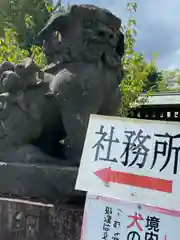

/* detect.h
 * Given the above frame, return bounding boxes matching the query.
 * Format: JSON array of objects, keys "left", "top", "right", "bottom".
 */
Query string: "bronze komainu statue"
[{"left": 0, "top": 4, "right": 124, "bottom": 166}]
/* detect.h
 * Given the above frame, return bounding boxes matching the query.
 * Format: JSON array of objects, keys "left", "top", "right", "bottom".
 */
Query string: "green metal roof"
[{"left": 137, "top": 92, "right": 180, "bottom": 106}]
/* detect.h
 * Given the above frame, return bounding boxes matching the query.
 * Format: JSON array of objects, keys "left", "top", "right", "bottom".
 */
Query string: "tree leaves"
[
  {"left": 0, "top": 0, "right": 53, "bottom": 48},
  {"left": 127, "top": 3, "right": 137, "bottom": 12},
  {"left": 0, "top": 28, "right": 46, "bottom": 67},
  {"left": 119, "top": 2, "right": 157, "bottom": 116}
]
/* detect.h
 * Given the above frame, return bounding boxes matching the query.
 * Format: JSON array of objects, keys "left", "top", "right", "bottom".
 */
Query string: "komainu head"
[{"left": 36, "top": 4, "right": 124, "bottom": 75}]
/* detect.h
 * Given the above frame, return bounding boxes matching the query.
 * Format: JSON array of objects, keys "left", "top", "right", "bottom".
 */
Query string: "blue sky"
[{"left": 54, "top": 0, "right": 180, "bottom": 70}]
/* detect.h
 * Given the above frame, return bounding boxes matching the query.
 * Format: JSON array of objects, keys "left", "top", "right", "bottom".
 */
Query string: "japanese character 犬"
[{"left": 127, "top": 212, "right": 144, "bottom": 231}]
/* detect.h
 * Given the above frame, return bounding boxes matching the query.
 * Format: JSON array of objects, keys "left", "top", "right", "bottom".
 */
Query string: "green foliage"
[
  {"left": 0, "top": 0, "right": 68, "bottom": 67},
  {"left": 0, "top": 28, "right": 46, "bottom": 68},
  {"left": 0, "top": 0, "right": 70, "bottom": 67},
  {"left": 0, "top": 0, "right": 71, "bottom": 49},
  {"left": 0, "top": 28, "right": 28, "bottom": 63},
  {"left": 156, "top": 69, "right": 180, "bottom": 92},
  {"left": 144, "top": 65, "right": 164, "bottom": 92},
  {"left": 0, "top": 0, "right": 56, "bottom": 48},
  {"left": 119, "top": 2, "right": 157, "bottom": 116}
]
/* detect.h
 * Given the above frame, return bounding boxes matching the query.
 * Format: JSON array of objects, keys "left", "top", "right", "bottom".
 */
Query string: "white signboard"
[
  {"left": 81, "top": 194, "right": 180, "bottom": 240},
  {"left": 76, "top": 114, "right": 180, "bottom": 210}
]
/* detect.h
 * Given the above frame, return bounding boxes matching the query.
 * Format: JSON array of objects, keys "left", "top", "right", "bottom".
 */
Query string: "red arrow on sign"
[{"left": 94, "top": 168, "right": 173, "bottom": 193}]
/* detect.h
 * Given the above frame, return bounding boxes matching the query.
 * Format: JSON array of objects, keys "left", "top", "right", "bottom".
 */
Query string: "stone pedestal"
[
  {"left": 0, "top": 162, "right": 85, "bottom": 239},
  {"left": 0, "top": 197, "right": 83, "bottom": 240},
  {"left": 0, "top": 163, "right": 85, "bottom": 204}
]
